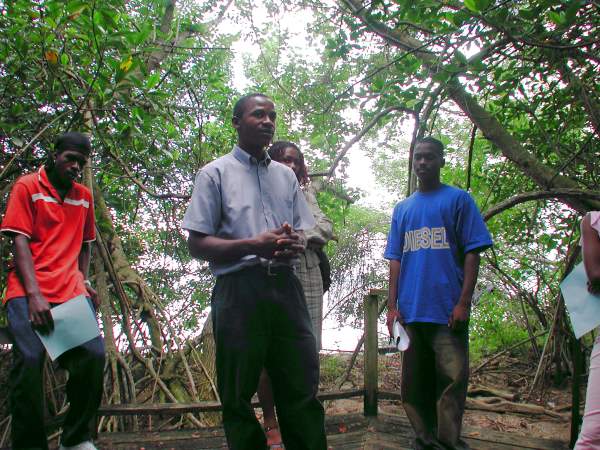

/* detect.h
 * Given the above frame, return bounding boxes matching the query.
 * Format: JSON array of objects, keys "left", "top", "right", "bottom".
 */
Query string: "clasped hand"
[{"left": 255, "top": 222, "right": 305, "bottom": 260}]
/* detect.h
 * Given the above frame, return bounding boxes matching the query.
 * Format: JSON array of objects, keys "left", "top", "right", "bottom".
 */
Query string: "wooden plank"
[
  {"left": 99, "top": 438, "right": 226, "bottom": 450},
  {"left": 327, "top": 430, "right": 366, "bottom": 448},
  {"left": 463, "top": 427, "right": 569, "bottom": 450},
  {"left": 320, "top": 389, "right": 365, "bottom": 401},
  {"left": 99, "top": 401, "right": 223, "bottom": 415},
  {"left": 325, "top": 413, "right": 369, "bottom": 434},
  {"left": 98, "top": 428, "right": 225, "bottom": 443},
  {"left": 465, "top": 438, "right": 538, "bottom": 450},
  {"left": 364, "top": 292, "right": 379, "bottom": 417},
  {"left": 375, "top": 412, "right": 569, "bottom": 450},
  {"left": 365, "top": 430, "right": 413, "bottom": 447},
  {"left": 98, "top": 389, "right": 364, "bottom": 416},
  {"left": 95, "top": 412, "right": 569, "bottom": 450},
  {"left": 365, "top": 438, "right": 412, "bottom": 450},
  {"left": 379, "top": 389, "right": 403, "bottom": 401},
  {"left": 325, "top": 412, "right": 370, "bottom": 425},
  {"left": 97, "top": 428, "right": 227, "bottom": 449}
]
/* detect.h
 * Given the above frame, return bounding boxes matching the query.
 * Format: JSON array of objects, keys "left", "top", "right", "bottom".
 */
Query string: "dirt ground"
[{"left": 319, "top": 351, "right": 573, "bottom": 443}]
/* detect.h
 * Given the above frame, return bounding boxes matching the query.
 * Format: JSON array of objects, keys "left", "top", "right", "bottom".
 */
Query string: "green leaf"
[
  {"left": 66, "top": 1, "right": 88, "bottom": 14},
  {"left": 455, "top": 52, "right": 467, "bottom": 65},
  {"left": 464, "top": 0, "right": 479, "bottom": 13},
  {"left": 372, "top": 77, "right": 385, "bottom": 91},
  {"left": 405, "top": 98, "right": 419, "bottom": 108},
  {"left": 310, "top": 134, "right": 326, "bottom": 148},
  {"left": 146, "top": 72, "right": 161, "bottom": 89},
  {"left": 475, "top": 0, "right": 491, "bottom": 11},
  {"left": 565, "top": 0, "right": 581, "bottom": 25},
  {"left": 185, "top": 22, "right": 207, "bottom": 34},
  {"left": 166, "top": 122, "right": 177, "bottom": 138},
  {"left": 518, "top": 8, "right": 535, "bottom": 20},
  {"left": 432, "top": 70, "right": 450, "bottom": 83},
  {"left": 548, "top": 11, "right": 564, "bottom": 26},
  {"left": 452, "top": 10, "right": 469, "bottom": 26},
  {"left": 60, "top": 53, "right": 69, "bottom": 65}
]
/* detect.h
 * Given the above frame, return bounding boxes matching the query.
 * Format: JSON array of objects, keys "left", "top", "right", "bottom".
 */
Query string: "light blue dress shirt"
[{"left": 182, "top": 145, "right": 316, "bottom": 275}]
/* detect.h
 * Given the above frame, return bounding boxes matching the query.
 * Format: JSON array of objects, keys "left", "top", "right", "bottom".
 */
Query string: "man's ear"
[
  {"left": 440, "top": 157, "right": 446, "bottom": 168},
  {"left": 232, "top": 116, "right": 240, "bottom": 129}
]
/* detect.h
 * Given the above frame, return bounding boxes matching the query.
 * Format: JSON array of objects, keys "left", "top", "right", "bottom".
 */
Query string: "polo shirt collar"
[
  {"left": 38, "top": 166, "right": 72, "bottom": 202},
  {"left": 232, "top": 145, "right": 271, "bottom": 167}
]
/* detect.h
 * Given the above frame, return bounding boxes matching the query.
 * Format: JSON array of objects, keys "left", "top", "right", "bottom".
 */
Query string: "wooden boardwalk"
[
  {"left": 96, "top": 412, "right": 569, "bottom": 450},
  {"left": 92, "top": 290, "right": 572, "bottom": 450}
]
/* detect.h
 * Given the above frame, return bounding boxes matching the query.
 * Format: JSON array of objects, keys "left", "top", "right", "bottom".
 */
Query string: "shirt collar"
[
  {"left": 38, "top": 166, "right": 53, "bottom": 191},
  {"left": 232, "top": 145, "right": 271, "bottom": 167}
]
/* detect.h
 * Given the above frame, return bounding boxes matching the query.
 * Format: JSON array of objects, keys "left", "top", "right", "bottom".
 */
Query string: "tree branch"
[
  {"left": 340, "top": 0, "right": 600, "bottom": 213},
  {"left": 483, "top": 189, "right": 600, "bottom": 221}
]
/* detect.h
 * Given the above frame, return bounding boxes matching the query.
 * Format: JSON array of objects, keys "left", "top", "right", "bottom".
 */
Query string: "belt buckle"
[{"left": 267, "top": 260, "right": 276, "bottom": 276}]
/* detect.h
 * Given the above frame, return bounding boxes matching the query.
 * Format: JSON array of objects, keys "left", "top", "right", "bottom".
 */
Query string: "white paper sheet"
[
  {"left": 560, "top": 262, "right": 600, "bottom": 339},
  {"left": 35, "top": 295, "right": 101, "bottom": 361}
]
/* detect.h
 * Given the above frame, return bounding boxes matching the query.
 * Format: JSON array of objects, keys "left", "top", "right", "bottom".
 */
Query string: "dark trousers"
[
  {"left": 402, "top": 323, "right": 470, "bottom": 450},
  {"left": 7, "top": 297, "right": 105, "bottom": 450},
  {"left": 211, "top": 265, "right": 327, "bottom": 450}
]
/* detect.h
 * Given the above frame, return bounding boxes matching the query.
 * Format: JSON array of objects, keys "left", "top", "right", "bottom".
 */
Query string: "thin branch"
[
  {"left": 483, "top": 189, "right": 600, "bottom": 221},
  {"left": 0, "top": 112, "right": 68, "bottom": 182},
  {"left": 472, "top": 330, "right": 548, "bottom": 374},
  {"left": 90, "top": 111, "right": 190, "bottom": 200},
  {"left": 466, "top": 125, "right": 477, "bottom": 192}
]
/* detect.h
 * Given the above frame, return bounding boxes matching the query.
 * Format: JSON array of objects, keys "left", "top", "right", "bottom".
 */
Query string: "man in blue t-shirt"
[{"left": 384, "top": 137, "right": 493, "bottom": 450}]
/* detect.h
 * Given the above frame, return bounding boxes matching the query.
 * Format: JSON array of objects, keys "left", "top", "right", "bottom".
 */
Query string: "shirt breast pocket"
[
  {"left": 267, "top": 194, "right": 294, "bottom": 226},
  {"left": 34, "top": 202, "right": 63, "bottom": 230},
  {"left": 277, "top": 196, "right": 294, "bottom": 217}
]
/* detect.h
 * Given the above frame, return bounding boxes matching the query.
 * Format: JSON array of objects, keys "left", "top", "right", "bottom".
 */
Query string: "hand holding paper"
[{"left": 393, "top": 319, "right": 410, "bottom": 351}]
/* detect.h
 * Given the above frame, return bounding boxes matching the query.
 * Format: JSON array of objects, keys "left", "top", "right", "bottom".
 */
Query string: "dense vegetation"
[{"left": 0, "top": 0, "right": 598, "bottom": 439}]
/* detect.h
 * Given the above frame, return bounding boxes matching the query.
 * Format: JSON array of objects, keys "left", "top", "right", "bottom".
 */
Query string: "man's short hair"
[
  {"left": 417, "top": 137, "right": 444, "bottom": 157},
  {"left": 54, "top": 132, "right": 91, "bottom": 156},
  {"left": 232, "top": 93, "right": 271, "bottom": 120}
]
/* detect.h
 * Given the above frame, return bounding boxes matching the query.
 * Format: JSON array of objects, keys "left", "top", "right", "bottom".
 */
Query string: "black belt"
[{"left": 247, "top": 262, "right": 295, "bottom": 277}]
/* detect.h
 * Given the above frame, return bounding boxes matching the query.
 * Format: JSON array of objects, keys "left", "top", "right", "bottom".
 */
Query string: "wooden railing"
[{"left": 98, "top": 289, "right": 392, "bottom": 420}]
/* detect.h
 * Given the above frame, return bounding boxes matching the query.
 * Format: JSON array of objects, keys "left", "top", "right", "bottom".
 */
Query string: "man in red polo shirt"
[{"left": 1, "top": 132, "right": 105, "bottom": 450}]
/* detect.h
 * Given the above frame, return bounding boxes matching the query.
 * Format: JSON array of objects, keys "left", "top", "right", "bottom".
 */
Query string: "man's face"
[
  {"left": 413, "top": 143, "right": 444, "bottom": 183},
  {"left": 279, "top": 146, "right": 302, "bottom": 180},
  {"left": 53, "top": 149, "right": 87, "bottom": 185},
  {"left": 233, "top": 96, "right": 276, "bottom": 151}
]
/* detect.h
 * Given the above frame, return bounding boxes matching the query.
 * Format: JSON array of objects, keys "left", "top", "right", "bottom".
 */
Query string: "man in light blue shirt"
[
  {"left": 182, "top": 93, "right": 326, "bottom": 450},
  {"left": 384, "top": 137, "right": 493, "bottom": 450}
]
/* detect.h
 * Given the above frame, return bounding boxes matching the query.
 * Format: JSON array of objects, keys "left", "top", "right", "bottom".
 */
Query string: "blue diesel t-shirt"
[{"left": 384, "top": 184, "right": 493, "bottom": 324}]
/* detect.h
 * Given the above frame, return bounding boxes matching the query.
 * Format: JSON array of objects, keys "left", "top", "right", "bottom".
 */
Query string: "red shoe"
[{"left": 265, "top": 425, "right": 284, "bottom": 449}]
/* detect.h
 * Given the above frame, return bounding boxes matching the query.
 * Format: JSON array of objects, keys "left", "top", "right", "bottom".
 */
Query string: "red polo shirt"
[{"left": 1, "top": 167, "right": 95, "bottom": 304}]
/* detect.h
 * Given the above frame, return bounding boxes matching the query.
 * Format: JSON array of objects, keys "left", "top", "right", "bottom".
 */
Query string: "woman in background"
[
  {"left": 257, "top": 141, "right": 334, "bottom": 448},
  {"left": 269, "top": 140, "right": 334, "bottom": 350},
  {"left": 576, "top": 211, "right": 600, "bottom": 449}
]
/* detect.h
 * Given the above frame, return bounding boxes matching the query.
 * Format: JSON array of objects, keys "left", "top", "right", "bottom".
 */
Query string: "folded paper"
[{"left": 393, "top": 319, "right": 410, "bottom": 351}]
